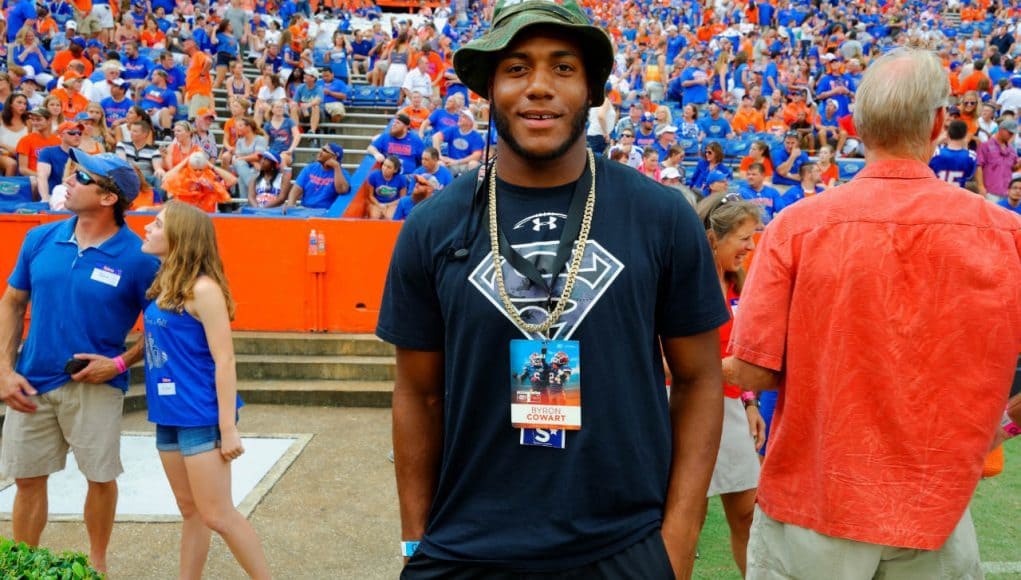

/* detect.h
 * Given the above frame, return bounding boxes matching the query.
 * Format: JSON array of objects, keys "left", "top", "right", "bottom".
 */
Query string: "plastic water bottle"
[
  {"left": 309, "top": 229, "right": 318, "bottom": 256},
  {"left": 317, "top": 231, "right": 326, "bottom": 254}
]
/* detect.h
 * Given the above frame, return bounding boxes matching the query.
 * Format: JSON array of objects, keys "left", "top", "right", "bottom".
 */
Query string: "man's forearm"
[
  {"left": 121, "top": 339, "right": 146, "bottom": 368},
  {"left": 0, "top": 298, "right": 27, "bottom": 373},
  {"left": 393, "top": 386, "right": 443, "bottom": 540},
  {"left": 662, "top": 371, "right": 723, "bottom": 579}
]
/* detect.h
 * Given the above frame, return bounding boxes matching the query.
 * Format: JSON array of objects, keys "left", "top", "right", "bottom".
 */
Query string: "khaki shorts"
[
  {"left": 187, "top": 94, "right": 213, "bottom": 119},
  {"left": 0, "top": 382, "right": 125, "bottom": 482},
  {"left": 746, "top": 506, "right": 983, "bottom": 580},
  {"left": 77, "top": 12, "right": 102, "bottom": 36},
  {"left": 324, "top": 102, "right": 346, "bottom": 118}
]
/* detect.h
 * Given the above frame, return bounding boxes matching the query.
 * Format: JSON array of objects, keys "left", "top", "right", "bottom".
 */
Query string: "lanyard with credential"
[{"left": 494, "top": 164, "right": 592, "bottom": 306}]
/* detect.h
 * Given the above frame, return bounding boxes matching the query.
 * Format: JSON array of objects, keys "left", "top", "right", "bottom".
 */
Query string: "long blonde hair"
[{"left": 146, "top": 201, "right": 236, "bottom": 320}]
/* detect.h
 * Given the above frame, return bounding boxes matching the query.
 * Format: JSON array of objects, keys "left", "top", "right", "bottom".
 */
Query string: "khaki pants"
[
  {"left": 747, "top": 506, "right": 984, "bottom": 580},
  {"left": 0, "top": 382, "right": 125, "bottom": 482}
]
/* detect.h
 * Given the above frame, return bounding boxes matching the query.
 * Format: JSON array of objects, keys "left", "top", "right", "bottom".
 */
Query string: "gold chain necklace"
[{"left": 488, "top": 149, "right": 597, "bottom": 336}]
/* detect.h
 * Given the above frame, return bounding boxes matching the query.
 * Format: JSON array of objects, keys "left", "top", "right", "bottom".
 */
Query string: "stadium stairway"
[{"left": 0, "top": 333, "right": 396, "bottom": 428}]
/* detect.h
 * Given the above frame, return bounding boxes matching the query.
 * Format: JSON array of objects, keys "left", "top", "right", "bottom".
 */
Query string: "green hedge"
[{"left": 0, "top": 536, "right": 104, "bottom": 579}]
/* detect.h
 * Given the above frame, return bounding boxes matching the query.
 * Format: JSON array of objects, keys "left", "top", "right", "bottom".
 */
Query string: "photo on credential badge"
[{"left": 509, "top": 339, "right": 581, "bottom": 430}]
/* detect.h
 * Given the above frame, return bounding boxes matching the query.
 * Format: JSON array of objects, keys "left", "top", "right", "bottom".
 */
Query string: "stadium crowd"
[{"left": 0, "top": 0, "right": 1019, "bottom": 218}]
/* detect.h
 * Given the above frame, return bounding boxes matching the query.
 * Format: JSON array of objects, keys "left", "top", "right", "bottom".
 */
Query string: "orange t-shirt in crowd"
[
  {"left": 731, "top": 159, "right": 1021, "bottom": 551},
  {"left": 50, "top": 88, "right": 89, "bottom": 119},
  {"left": 140, "top": 29, "right": 167, "bottom": 48},
  {"left": 739, "top": 155, "right": 773, "bottom": 176},
  {"left": 16, "top": 132, "right": 60, "bottom": 172},
  {"left": 35, "top": 17, "right": 58, "bottom": 37},
  {"left": 163, "top": 166, "right": 231, "bottom": 212},
  {"left": 818, "top": 161, "right": 838, "bottom": 186},
  {"left": 399, "top": 105, "right": 430, "bottom": 130},
  {"left": 185, "top": 51, "right": 213, "bottom": 99},
  {"left": 959, "top": 71, "right": 990, "bottom": 95},
  {"left": 50, "top": 52, "right": 94, "bottom": 77},
  {"left": 732, "top": 109, "right": 765, "bottom": 134},
  {"left": 222, "top": 118, "right": 239, "bottom": 149}
]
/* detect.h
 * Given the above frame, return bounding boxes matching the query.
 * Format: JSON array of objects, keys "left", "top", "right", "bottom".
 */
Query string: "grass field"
[{"left": 693, "top": 443, "right": 1021, "bottom": 579}]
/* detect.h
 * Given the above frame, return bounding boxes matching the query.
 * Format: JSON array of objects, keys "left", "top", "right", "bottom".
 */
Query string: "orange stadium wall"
[{"left": 0, "top": 214, "right": 401, "bottom": 334}]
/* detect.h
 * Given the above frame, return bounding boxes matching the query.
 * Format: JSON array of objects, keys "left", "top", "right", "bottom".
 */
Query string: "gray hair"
[{"left": 854, "top": 48, "right": 949, "bottom": 159}]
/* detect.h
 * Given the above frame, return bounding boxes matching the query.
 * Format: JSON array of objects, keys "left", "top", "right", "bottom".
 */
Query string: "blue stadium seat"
[
  {"left": 726, "top": 139, "right": 752, "bottom": 159},
  {"left": 838, "top": 159, "right": 866, "bottom": 181},
  {"left": 959, "top": 23, "right": 975, "bottom": 35},
  {"left": 678, "top": 137, "right": 700, "bottom": 156},
  {"left": 350, "top": 85, "right": 376, "bottom": 106},
  {"left": 0, "top": 177, "right": 34, "bottom": 203},
  {"left": 377, "top": 87, "right": 401, "bottom": 107},
  {"left": 943, "top": 28, "right": 958, "bottom": 39},
  {"left": 978, "top": 21, "right": 994, "bottom": 35}
]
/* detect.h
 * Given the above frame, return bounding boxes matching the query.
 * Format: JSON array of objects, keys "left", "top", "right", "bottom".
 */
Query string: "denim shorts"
[{"left": 155, "top": 425, "right": 221, "bottom": 457}]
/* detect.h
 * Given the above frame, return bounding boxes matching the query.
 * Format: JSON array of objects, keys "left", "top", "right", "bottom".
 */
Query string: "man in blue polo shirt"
[
  {"left": 0, "top": 150, "right": 159, "bottom": 575},
  {"left": 771, "top": 131, "right": 809, "bottom": 187},
  {"left": 739, "top": 162, "right": 783, "bottom": 224},
  {"left": 285, "top": 143, "right": 351, "bottom": 209}
]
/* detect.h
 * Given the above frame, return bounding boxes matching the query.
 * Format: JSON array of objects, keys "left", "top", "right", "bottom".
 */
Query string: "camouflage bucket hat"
[{"left": 453, "top": 0, "right": 614, "bottom": 105}]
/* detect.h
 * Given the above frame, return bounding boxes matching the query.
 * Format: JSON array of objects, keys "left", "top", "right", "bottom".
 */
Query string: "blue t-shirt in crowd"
[
  {"left": 367, "top": 170, "right": 406, "bottom": 203},
  {"left": 427, "top": 108, "right": 459, "bottom": 134},
  {"left": 8, "top": 0, "right": 37, "bottom": 43},
  {"left": 929, "top": 146, "right": 977, "bottom": 189},
  {"left": 776, "top": 183, "right": 824, "bottom": 212},
  {"left": 294, "top": 82, "right": 324, "bottom": 105},
  {"left": 37, "top": 146, "right": 70, "bottom": 193},
  {"left": 215, "top": 33, "right": 239, "bottom": 57},
  {"left": 294, "top": 161, "right": 351, "bottom": 208},
  {"left": 739, "top": 183, "right": 783, "bottom": 224},
  {"left": 101, "top": 96, "right": 133, "bottom": 127},
  {"left": 997, "top": 198, "right": 1021, "bottom": 214},
  {"left": 370, "top": 131, "right": 425, "bottom": 174},
  {"left": 770, "top": 147, "right": 809, "bottom": 186},
  {"left": 392, "top": 194, "right": 421, "bottom": 220},
  {"left": 412, "top": 165, "right": 453, "bottom": 190},
  {"left": 8, "top": 218, "right": 159, "bottom": 394},
  {"left": 121, "top": 55, "right": 153, "bottom": 81},
  {"left": 140, "top": 85, "right": 178, "bottom": 112},
  {"left": 144, "top": 302, "right": 243, "bottom": 427},
  {"left": 322, "top": 79, "right": 350, "bottom": 104},
  {"left": 699, "top": 116, "right": 732, "bottom": 140},
  {"left": 376, "top": 157, "right": 729, "bottom": 569},
  {"left": 264, "top": 118, "right": 297, "bottom": 153},
  {"left": 156, "top": 64, "right": 187, "bottom": 93},
  {"left": 440, "top": 126, "right": 484, "bottom": 161},
  {"left": 680, "top": 66, "right": 709, "bottom": 105}
]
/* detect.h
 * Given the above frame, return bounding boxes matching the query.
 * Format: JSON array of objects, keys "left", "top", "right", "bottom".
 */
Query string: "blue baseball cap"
[
  {"left": 641, "top": 112, "right": 656, "bottom": 123},
  {"left": 326, "top": 143, "right": 344, "bottom": 161},
  {"left": 69, "top": 149, "right": 141, "bottom": 203},
  {"left": 74, "top": 112, "right": 90, "bottom": 122},
  {"left": 706, "top": 170, "right": 728, "bottom": 185},
  {"left": 260, "top": 150, "right": 281, "bottom": 164},
  {"left": 1011, "top": 75, "right": 1021, "bottom": 88}
]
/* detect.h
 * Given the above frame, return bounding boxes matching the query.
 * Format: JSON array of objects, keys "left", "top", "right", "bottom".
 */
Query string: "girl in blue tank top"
[{"left": 142, "top": 201, "right": 270, "bottom": 579}]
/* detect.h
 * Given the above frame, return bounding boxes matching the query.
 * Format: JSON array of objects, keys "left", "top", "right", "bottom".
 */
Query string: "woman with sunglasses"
[
  {"left": 688, "top": 141, "right": 732, "bottom": 194},
  {"left": 140, "top": 201, "right": 270, "bottom": 579},
  {"left": 695, "top": 191, "right": 765, "bottom": 577}
]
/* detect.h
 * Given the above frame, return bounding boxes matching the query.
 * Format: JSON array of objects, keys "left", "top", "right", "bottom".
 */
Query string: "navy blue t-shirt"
[
  {"left": 38, "top": 146, "right": 70, "bottom": 193},
  {"left": 376, "top": 157, "right": 728, "bottom": 569}
]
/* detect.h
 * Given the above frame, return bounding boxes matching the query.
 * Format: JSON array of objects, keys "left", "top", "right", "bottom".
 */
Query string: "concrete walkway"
[{"left": 0, "top": 405, "right": 403, "bottom": 579}]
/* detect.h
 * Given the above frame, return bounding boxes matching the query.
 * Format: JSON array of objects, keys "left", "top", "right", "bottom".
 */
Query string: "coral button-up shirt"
[{"left": 731, "top": 159, "right": 1021, "bottom": 550}]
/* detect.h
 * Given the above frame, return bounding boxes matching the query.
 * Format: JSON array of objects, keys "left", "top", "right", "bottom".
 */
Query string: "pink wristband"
[
  {"left": 113, "top": 356, "right": 128, "bottom": 374},
  {"left": 740, "top": 391, "right": 757, "bottom": 403}
]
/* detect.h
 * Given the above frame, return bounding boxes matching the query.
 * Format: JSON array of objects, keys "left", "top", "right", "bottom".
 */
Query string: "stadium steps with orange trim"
[{"left": 0, "top": 333, "right": 396, "bottom": 427}]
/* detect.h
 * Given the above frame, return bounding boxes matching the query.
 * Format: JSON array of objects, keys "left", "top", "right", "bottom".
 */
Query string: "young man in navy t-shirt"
[{"left": 379, "top": 1, "right": 728, "bottom": 577}]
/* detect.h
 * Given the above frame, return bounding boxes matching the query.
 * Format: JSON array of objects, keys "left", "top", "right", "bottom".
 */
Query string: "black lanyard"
[{"left": 493, "top": 162, "right": 593, "bottom": 303}]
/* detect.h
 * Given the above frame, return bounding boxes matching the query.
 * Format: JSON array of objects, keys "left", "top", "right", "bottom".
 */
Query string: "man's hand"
[
  {"left": 660, "top": 526, "right": 700, "bottom": 579},
  {"left": 69, "top": 353, "right": 121, "bottom": 384},
  {"left": 323, "top": 158, "right": 340, "bottom": 170},
  {"left": 0, "top": 370, "right": 37, "bottom": 413},
  {"left": 746, "top": 405, "right": 767, "bottom": 450}
]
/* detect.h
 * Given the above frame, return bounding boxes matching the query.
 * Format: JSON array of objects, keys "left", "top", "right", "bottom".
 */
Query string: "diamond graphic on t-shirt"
[{"left": 468, "top": 239, "right": 624, "bottom": 340}]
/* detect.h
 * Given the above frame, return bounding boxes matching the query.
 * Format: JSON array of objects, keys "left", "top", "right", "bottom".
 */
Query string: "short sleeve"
[
  {"left": 8, "top": 228, "right": 41, "bottom": 292},
  {"left": 375, "top": 218, "right": 445, "bottom": 350},
  {"left": 655, "top": 198, "right": 730, "bottom": 338},
  {"left": 294, "top": 164, "right": 313, "bottom": 191},
  {"left": 729, "top": 220, "right": 794, "bottom": 371}
]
